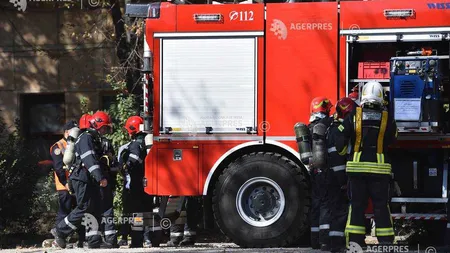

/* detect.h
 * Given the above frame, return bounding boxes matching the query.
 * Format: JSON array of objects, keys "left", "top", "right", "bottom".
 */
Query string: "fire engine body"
[{"left": 126, "top": 0, "right": 450, "bottom": 247}]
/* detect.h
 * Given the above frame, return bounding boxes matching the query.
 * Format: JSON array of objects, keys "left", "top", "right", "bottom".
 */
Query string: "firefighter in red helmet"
[
  {"left": 52, "top": 111, "right": 112, "bottom": 249},
  {"left": 308, "top": 96, "right": 334, "bottom": 250},
  {"left": 79, "top": 114, "right": 92, "bottom": 130},
  {"left": 120, "top": 116, "right": 162, "bottom": 247},
  {"left": 326, "top": 97, "right": 357, "bottom": 252}
]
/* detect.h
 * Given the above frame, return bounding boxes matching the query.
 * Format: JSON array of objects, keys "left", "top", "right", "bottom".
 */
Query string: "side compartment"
[{"left": 265, "top": 2, "right": 339, "bottom": 136}]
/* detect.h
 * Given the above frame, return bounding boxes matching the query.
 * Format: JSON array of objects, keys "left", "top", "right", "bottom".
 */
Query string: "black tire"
[{"left": 212, "top": 152, "right": 310, "bottom": 248}]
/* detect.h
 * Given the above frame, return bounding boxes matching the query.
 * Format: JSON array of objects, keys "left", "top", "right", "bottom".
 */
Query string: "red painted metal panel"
[
  {"left": 341, "top": 0, "right": 450, "bottom": 30},
  {"left": 175, "top": 4, "right": 264, "bottom": 32},
  {"left": 265, "top": 2, "right": 339, "bottom": 136},
  {"left": 157, "top": 148, "right": 199, "bottom": 195}
]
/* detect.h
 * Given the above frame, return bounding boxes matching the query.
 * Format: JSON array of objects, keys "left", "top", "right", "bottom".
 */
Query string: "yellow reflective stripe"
[
  {"left": 345, "top": 206, "right": 352, "bottom": 247},
  {"left": 345, "top": 225, "right": 366, "bottom": 234},
  {"left": 376, "top": 153, "right": 385, "bottom": 164},
  {"left": 376, "top": 227, "right": 395, "bottom": 236},
  {"left": 377, "top": 111, "right": 388, "bottom": 154},
  {"left": 354, "top": 107, "right": 362, "bottom": 153},
  {"left": 338, "top": 145, "right": 348, "bottom": 156},
  {"left": 338, "top": 125, "right": 344, "bottom": 132},
  {"left": 387, "top": 204, "right": 393, "bottom": 226},
  {"left": 347, "top": 162, "right": 391, "bottom": 169}
]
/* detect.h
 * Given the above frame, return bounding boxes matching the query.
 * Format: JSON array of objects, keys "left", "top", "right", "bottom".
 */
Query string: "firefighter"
[
  {"left": 308, "top": 96, "right": 334, "bottom": 250},
  {"left": 335, "top": 81, "right": 397, "bottom": 248},
  {"left": 122, "top": 116, "right": 162, "bottom": 248},
  {"left": 51, "top": 111, "right": 114, "bottom": 249},
  {"left": 50, "top": 120, "right": 85, "bottom": 248},
  {"left": 166, "top": 196, "right": 201, "bottom": 247},
  {"left": 99, "top": 136, "right": 119, "bottom": 247},
  {"left": 326, "top": 97, "right": 357, "bottom": 253}
]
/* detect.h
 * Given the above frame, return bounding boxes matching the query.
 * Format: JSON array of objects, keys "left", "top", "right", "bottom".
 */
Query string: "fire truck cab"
[{"left": 126, "top": 0, "right": 450, "bottom": 247}]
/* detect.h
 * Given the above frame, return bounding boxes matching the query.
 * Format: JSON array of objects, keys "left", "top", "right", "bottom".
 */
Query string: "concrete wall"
[{"left": 0, "top": 8, "right": 118, "bottom": 135}]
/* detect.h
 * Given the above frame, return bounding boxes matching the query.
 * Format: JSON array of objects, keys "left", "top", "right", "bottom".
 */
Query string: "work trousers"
[
  {"left": 128, "top": 189, "right": 162, "bottom": 247},
  {"left": 327, "top": 171, "right": 348, "bottom": 251},
  {"left": 169, "top": 197, "right": 201, "bottom": 244},
  {"left": 56, "top": 190, "right": 85, "bottom": 242},
  {"left": 56, "top": 179, "right": 102, "bottom": 247},
  {"left": 310, "top": 169, "right": 331, "bottom": 248},
  {"left": 346, "top": 174, "right": 394, "bottom": 247},
  {"left": 100, "top": 178, "right": 117, "bottom": 244}
]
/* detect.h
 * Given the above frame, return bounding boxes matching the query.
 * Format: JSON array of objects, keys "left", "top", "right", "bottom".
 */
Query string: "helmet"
[
  {"left": 79, "top": 114, "right": 92, "bottom": 129},
  {"left": 336, "top": 97, "right": 356, "bottom": 119},
  {"left": 310, "top": 97, "right": 333, "bottom": 114},
  {"left": 361, "top": 81, "right": 384, "bottom": 106},
  {"left": 90, "top": 111, "right": 112, "bottom": 130},
  {"left": 124, "top": 116, "right": 143, "bottom": 135}
]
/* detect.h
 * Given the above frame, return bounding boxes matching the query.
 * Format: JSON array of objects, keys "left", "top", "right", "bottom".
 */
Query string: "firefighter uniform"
[
  {"left": 309, "top": 116, "right": 333, "bottom": 250},
  {"left": 326, "top": 118, "right": 350, "bottom": 252},
  {"left": 166, "top": 196, "right": 201, "bottom": 246},
  {"left": 335, "top": 106, "right": 397, "bottom": 247},
  {"left": 122, "top": 132, "right": 162, "bottom": 248},
  {"left": 50, "top": 136, "right": 85, "bottom": 247},
  {"left": 99, "top": 137, "right": 118, "bottom": 247},
  {"left": 53, "top": 129, "right": 109, "bottom": 249}
]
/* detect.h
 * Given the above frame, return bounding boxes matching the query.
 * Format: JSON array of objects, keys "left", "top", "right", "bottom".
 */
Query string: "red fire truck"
[{"left": 125, "top": 0, "right": 450, "bottom": 247}]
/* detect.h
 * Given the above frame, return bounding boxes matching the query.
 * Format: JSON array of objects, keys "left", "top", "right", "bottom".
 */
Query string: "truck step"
[
  {"left": 365, "top": 213, "right": 447, "bottom": 220},
  {"left": 391, "top": 197, "right": 448, "bottom": 203}
]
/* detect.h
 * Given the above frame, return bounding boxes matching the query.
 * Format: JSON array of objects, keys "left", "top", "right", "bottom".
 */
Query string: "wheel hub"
[{"left": 236, "top": 177, "right": 286, "bottom": 227}]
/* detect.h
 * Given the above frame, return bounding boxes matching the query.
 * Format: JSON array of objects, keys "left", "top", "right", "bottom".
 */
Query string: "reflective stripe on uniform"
[
  {"left": 331, "top": 165, "right": 346, "bottom": 172},
  {"left": 150, "top": 226, "right": 162, "bottom": 231},
  {"left": 320, "top": 224, "right": 330, "bottom": 230},
  {"left": 88, "top": 165, "right": 100, "bottom": 173},
  {"left": 86, "top": 231, "right": 102, "bottom": 237},
  {"left": 131, "top": 226, "right": 144, "bottom": 231},
  {"left": 311, "top": 227, "right": 319, "bottom": 232},
  {"left": 80, "top": 150, "right": 95, "bottom": 159},
  {"left": 64, "top": 217, "right": 77, "bottom": 230},
  {"left": 375, "top": 227, "right": 395, "bottom": 237},
  {"left": 347, "top": 108, "right": 391, "bottom": 175},
  {"left": 329, "top": 231, "right": 345, "bottom": 237},
  {"left": 171, "top": 232, "right": 183, "bottom": 236},
  {"left": 354, "top": 107, "right": 362, "bottom": 153},
  {"left": 184, "top": 231, "right": 196, "bottom": 236},
  {"left": 328, "top": 147, "right": 337, "bottom": 153},
  {"left": 104, "top": 230, "right": 116, "bottom": 235},
  {"left": 129, "top": 153, "right": 143, "bottom": 163}
]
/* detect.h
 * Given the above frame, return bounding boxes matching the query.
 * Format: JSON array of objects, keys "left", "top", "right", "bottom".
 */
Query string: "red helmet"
[
  {"left": 79, "top": 114, "right": 92, "bottom": 129},
  {"left": 310, "top": 97, "right": 333, "bottom": 114},
  {"left": 336, "top": 97, "right": 356, "bottom": 119},
  {"left": 90, "top": 111, "right": 112, "bottom": 130},
  {"left": 125, "top": 116, "right": 143, "bottom": 135}
]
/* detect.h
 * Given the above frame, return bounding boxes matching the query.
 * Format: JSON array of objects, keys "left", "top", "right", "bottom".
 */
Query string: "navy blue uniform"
[
  {"left": 308, "top": 116, "right": 333, "bottom": 250},
  {"left": 123, "top": 133, "right": 162, "bottom": 247},
  {"left": 55, "top": 130, "right": 105, "bottom": 248}
]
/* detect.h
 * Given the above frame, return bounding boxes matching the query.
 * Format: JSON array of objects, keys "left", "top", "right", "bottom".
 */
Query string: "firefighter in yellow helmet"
[{"left": 335, "top": 81, "right": 398, "bottom": 249}]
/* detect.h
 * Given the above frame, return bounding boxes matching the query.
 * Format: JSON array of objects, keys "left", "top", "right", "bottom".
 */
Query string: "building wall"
[{"left": 0, "top": 7, "right": 119, "bottom": 158}]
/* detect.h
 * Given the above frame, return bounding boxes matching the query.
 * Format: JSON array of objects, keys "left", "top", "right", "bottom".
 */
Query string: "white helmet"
[{"left": 361, "top": 81, "right": 384, "bottom": 106}]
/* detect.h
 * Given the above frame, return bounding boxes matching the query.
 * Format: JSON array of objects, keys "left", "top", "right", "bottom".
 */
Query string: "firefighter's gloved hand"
[{"left": 100, "top": 178, "right": 108, "bottom": 187}]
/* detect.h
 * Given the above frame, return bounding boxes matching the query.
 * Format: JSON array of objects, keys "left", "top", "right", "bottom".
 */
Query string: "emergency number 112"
[{"left": 229, "top": 10, "right": 254, "bottom": 21}]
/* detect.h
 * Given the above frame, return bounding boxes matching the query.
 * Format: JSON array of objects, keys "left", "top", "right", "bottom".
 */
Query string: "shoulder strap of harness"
[{"left": 377, "top": 110, "right": 388, "bottom": 154}]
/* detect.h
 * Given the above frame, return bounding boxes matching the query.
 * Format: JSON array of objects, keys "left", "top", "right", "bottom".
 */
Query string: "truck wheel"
[{"left": 212, "top": 152, "right": 310, "bottom": 247}]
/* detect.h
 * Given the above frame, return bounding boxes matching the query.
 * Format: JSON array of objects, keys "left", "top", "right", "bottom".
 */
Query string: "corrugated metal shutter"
[{"left": 161, "top": 37, "right": 257, "bottom": 134}]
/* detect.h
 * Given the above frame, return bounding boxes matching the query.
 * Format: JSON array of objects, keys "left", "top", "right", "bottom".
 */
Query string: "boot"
[
  {"left": 88, "top": 241, "right": 113, "bottom": 249},
  {"left": 118, "top": 238, "right": 128, "bottom": 246},
  {"left": 179, "top": 237, "right": 195, "bottom": 246},
  {"left": 50, "top": 228, "right": 66, "bottom": 249},
  {"left": 166, "top": 240, "right": 180, "bottom": 247}
]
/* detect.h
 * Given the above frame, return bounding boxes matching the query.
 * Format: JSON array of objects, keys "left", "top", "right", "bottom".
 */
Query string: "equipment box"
[{"left": 358, "top": 62, "right": 390, "bottom": 79}]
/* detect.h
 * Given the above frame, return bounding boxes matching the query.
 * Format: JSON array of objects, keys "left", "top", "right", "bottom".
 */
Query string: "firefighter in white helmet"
[{"left": 335, "top": 81, "right": 398, "bottom": 249}]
